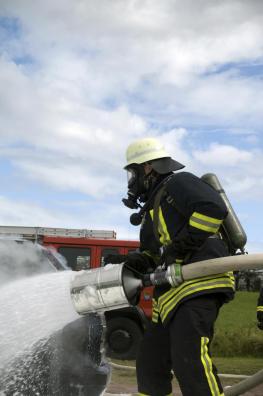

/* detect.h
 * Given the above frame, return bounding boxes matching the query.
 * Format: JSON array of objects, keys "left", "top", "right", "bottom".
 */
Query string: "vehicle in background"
[{"left": 0, "top": 226, "right": 153, "bottom": 360}]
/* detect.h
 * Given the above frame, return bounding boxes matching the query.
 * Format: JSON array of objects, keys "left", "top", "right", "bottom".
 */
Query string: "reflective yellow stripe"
[
  {"left": 152, "top": 298, "right": 159, "bottom": 322},
  {"left": 158, "top": 272, "right": 235, "bottom": 313},
  {"left": 152, "top": 312, "right": 159, "bottom": 323},
  {"left": 159, "top": 276, "right": 235, "bottom": 322},
  {"left": 257, "top": 306, "right": 263, "bottom": 312},
  {"left": 152, "top": 302, "right": 159, "bottom": 321},
  {"left": 192, "top": 212, "right": 222, "bottom": 225},
  {"left": 150, "top": 208, "right": 171, "bottom": 244},
  {"left": 201, "top": 337, "right": 222, "bottom": 396},
  {"left": 158, "top": 273, "right": 235, "bottom": 322},
  {"left": 160, "top": 280, "right": 234, "bottom": 322},
  {"left": 190, "top": 212, "right": 223, "bottom": 233},
  {"left": 159, "top": 207, "right": 171, "bottom": 244}
]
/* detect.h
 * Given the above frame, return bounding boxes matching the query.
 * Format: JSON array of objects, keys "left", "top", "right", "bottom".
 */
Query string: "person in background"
[{"left": 257, "top": 287, "right": 263, "bottom": 330}]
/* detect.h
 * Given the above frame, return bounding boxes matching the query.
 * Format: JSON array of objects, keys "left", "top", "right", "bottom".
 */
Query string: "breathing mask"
[{"left": 122, "top": 165, "right": 147, "bottom": 209}]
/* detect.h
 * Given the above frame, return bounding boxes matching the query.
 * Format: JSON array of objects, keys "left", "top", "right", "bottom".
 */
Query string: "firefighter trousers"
[{"left": 136, "top": 294, "right": 224, "bottom": 396}]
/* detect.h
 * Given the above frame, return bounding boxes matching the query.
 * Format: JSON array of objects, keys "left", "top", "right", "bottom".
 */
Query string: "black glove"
[
  {"left": 257, "top": 311, "right": 263, "bottom": 330},
  {"left": 124, "top": 252, "right": 155, "bottom": 274},
  {"left": 163, "top": 243, "right": 184, "bottom": 267},
  {"left": 104, "top": 252, "right": 154, "bottom": 274},
  {"left": 104, "top": 254, "right": 127, "bottom": 265}
]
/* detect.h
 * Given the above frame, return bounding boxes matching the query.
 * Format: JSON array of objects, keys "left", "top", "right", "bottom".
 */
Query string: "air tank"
[{"left": 201, "top": 173, "right": 247, "bottom": 253}]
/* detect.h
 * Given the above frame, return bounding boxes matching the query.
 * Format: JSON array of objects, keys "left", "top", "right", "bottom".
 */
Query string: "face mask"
[{"left": 122, "top": 165, "right": 147, "bottom": 209}]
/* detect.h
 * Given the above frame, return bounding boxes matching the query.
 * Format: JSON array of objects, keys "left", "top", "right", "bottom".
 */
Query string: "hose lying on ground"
[
  {"left": 110, "top": 362, "right": 263, "bottom": 395},
  {"left": 110, "top": 362, "right": 249, "bottom": 379},
  {"left": 224, "top": 368, "right": 263, "bottom": 396}
]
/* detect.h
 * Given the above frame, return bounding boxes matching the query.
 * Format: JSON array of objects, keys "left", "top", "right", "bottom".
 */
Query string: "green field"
[
  {"left": 212, "top": 291, "right": 263, "bottom": 357},
  {"left": 216, "top": 291, "right": 258, "bottom": 330},
  {"left": 109, "top": 293, "right": 263, "bottom": 392}
]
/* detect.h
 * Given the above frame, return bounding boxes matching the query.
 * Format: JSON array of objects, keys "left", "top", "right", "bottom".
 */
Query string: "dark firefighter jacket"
[
  {"left": 139, "top": 171, "right": 235, "bottom": 325},
  {"left": 257, "top": 288, "right": 263, "bottom": 322}
]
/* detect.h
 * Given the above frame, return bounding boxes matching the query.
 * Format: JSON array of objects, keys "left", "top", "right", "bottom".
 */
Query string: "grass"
[
  {"left": 212, "top": 291, "right": 263, "bottom": 357},
  {"left": 214, "top": 357, "right": 263, "bottom": 375},
  {"left": 216, "top": 291, "right": 258, "bottom": 330},
  {"left": 108, "top": 292, "right": 263, "bottom": 393}
]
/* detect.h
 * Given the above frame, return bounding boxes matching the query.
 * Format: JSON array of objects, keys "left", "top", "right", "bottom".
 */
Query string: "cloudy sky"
[{"left": 0, "top": 0, "right": 262, "bottom": 252}]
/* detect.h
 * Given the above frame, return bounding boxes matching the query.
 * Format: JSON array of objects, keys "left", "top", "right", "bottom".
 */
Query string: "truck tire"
[{"left": 106, "top": 317, "right": 143, "bottom": 360}]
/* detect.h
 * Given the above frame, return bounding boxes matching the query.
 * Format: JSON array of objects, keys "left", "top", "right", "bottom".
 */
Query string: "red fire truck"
[{"left": 0, "top": 225, "right": 152, "bottom": 360}]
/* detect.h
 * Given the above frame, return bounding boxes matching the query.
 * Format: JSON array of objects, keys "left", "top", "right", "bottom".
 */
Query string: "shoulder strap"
[
  {"left": 152, "top": 176, "right": 187, "bottom": 243},
  {"left": 153, "top": 184, "right": 166, "bottom": 242}
]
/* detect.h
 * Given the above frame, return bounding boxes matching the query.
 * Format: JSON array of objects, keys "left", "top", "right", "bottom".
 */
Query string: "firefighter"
[
  {"left": 106, "top": 137, "right": 235, "bottom": 396},
  {"left": 257, "top": 287, "right": 263, "bottom": 330}
]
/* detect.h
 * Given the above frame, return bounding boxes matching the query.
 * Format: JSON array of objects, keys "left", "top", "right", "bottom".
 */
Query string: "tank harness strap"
[{"left": 153, "top": 184, "right": 167, "bottom": 243}]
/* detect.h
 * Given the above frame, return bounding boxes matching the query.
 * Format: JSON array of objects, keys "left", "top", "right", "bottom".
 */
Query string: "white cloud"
[
  {"left": 193, "top": 143, "right": 252, "bottom": 167},
  {"left": 2, "top": 1, "right": 263, "bottom": 91},
  {"left": 0, "top": 195, "right": 134, "bottom": 238},
  {"left": 0, "top": 196, "right": 64, "bottom": 226},
  {"left": 0, "top": 55, "right": 146, "bottom": 146},
  {"left": 15, "top": 158, "right": 123, "bottom": 196},
  {"left": 159, "top": 128, "right": 192, "bottom": 167},
  {"left": 0, "top": 0, "right": 263, "bottom": 247},
  {"left": 1, "top": 0, "right": 263, "bottom": 139},
  {"left": 191, "top": 143, "right": 263, "bottom": 199},
  {"left": 183, "top": 74, "right": 263, "bottom": 126}
]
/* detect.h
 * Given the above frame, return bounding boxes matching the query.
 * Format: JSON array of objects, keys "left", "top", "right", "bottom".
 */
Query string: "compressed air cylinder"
[{"left": 201, "top": 173, "right": 247, "bottom": 252}]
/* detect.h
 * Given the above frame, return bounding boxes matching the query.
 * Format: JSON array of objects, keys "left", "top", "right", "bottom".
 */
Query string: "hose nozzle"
[{"left": 70, "top": 263, "right": 142, "bottom": 315}]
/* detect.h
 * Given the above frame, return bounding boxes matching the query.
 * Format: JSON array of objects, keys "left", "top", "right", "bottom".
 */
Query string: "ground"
[
  {"left": 105, "top": 366, "right": 263, "bottom": 395},
  {"left": 106, "top": 382, "right": 263, "bottom": 395}
]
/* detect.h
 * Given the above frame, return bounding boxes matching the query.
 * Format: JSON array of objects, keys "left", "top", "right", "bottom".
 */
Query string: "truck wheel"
[{"left": 106, "top": 317, "right": 143, "bottom": 360}]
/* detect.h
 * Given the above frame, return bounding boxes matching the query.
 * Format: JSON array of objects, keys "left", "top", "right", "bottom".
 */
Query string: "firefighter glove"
[
  {"left": 104, "top": 254, "right": 127, "bottom": 265},
  {"left": 163, "top": 243, "right": 184, "bottom": 267},
  {"left": 124, "top": 252, "right": 154, "bottom": 274}
]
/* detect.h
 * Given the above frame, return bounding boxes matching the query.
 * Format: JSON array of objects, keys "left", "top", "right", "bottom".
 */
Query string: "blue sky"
[{"left": 0, "top": 0, "right": 262, "bottom": 252}]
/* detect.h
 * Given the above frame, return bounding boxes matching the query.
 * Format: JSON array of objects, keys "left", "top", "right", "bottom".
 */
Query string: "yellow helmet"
[{"left": 124, "top": 137, "right": 184, "bottom": 173}]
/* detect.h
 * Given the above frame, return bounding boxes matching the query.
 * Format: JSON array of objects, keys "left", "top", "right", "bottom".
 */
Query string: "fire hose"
[
  {"left": 109, "top": 361, "right": 262, "bottom": 396},
  {"left": 70, "top": 253, "right": 263, "bottom": 396}
]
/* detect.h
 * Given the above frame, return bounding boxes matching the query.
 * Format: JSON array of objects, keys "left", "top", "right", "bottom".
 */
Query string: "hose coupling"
[{"left": 166, "top": 263, "right": 183, "bottom": 287}]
